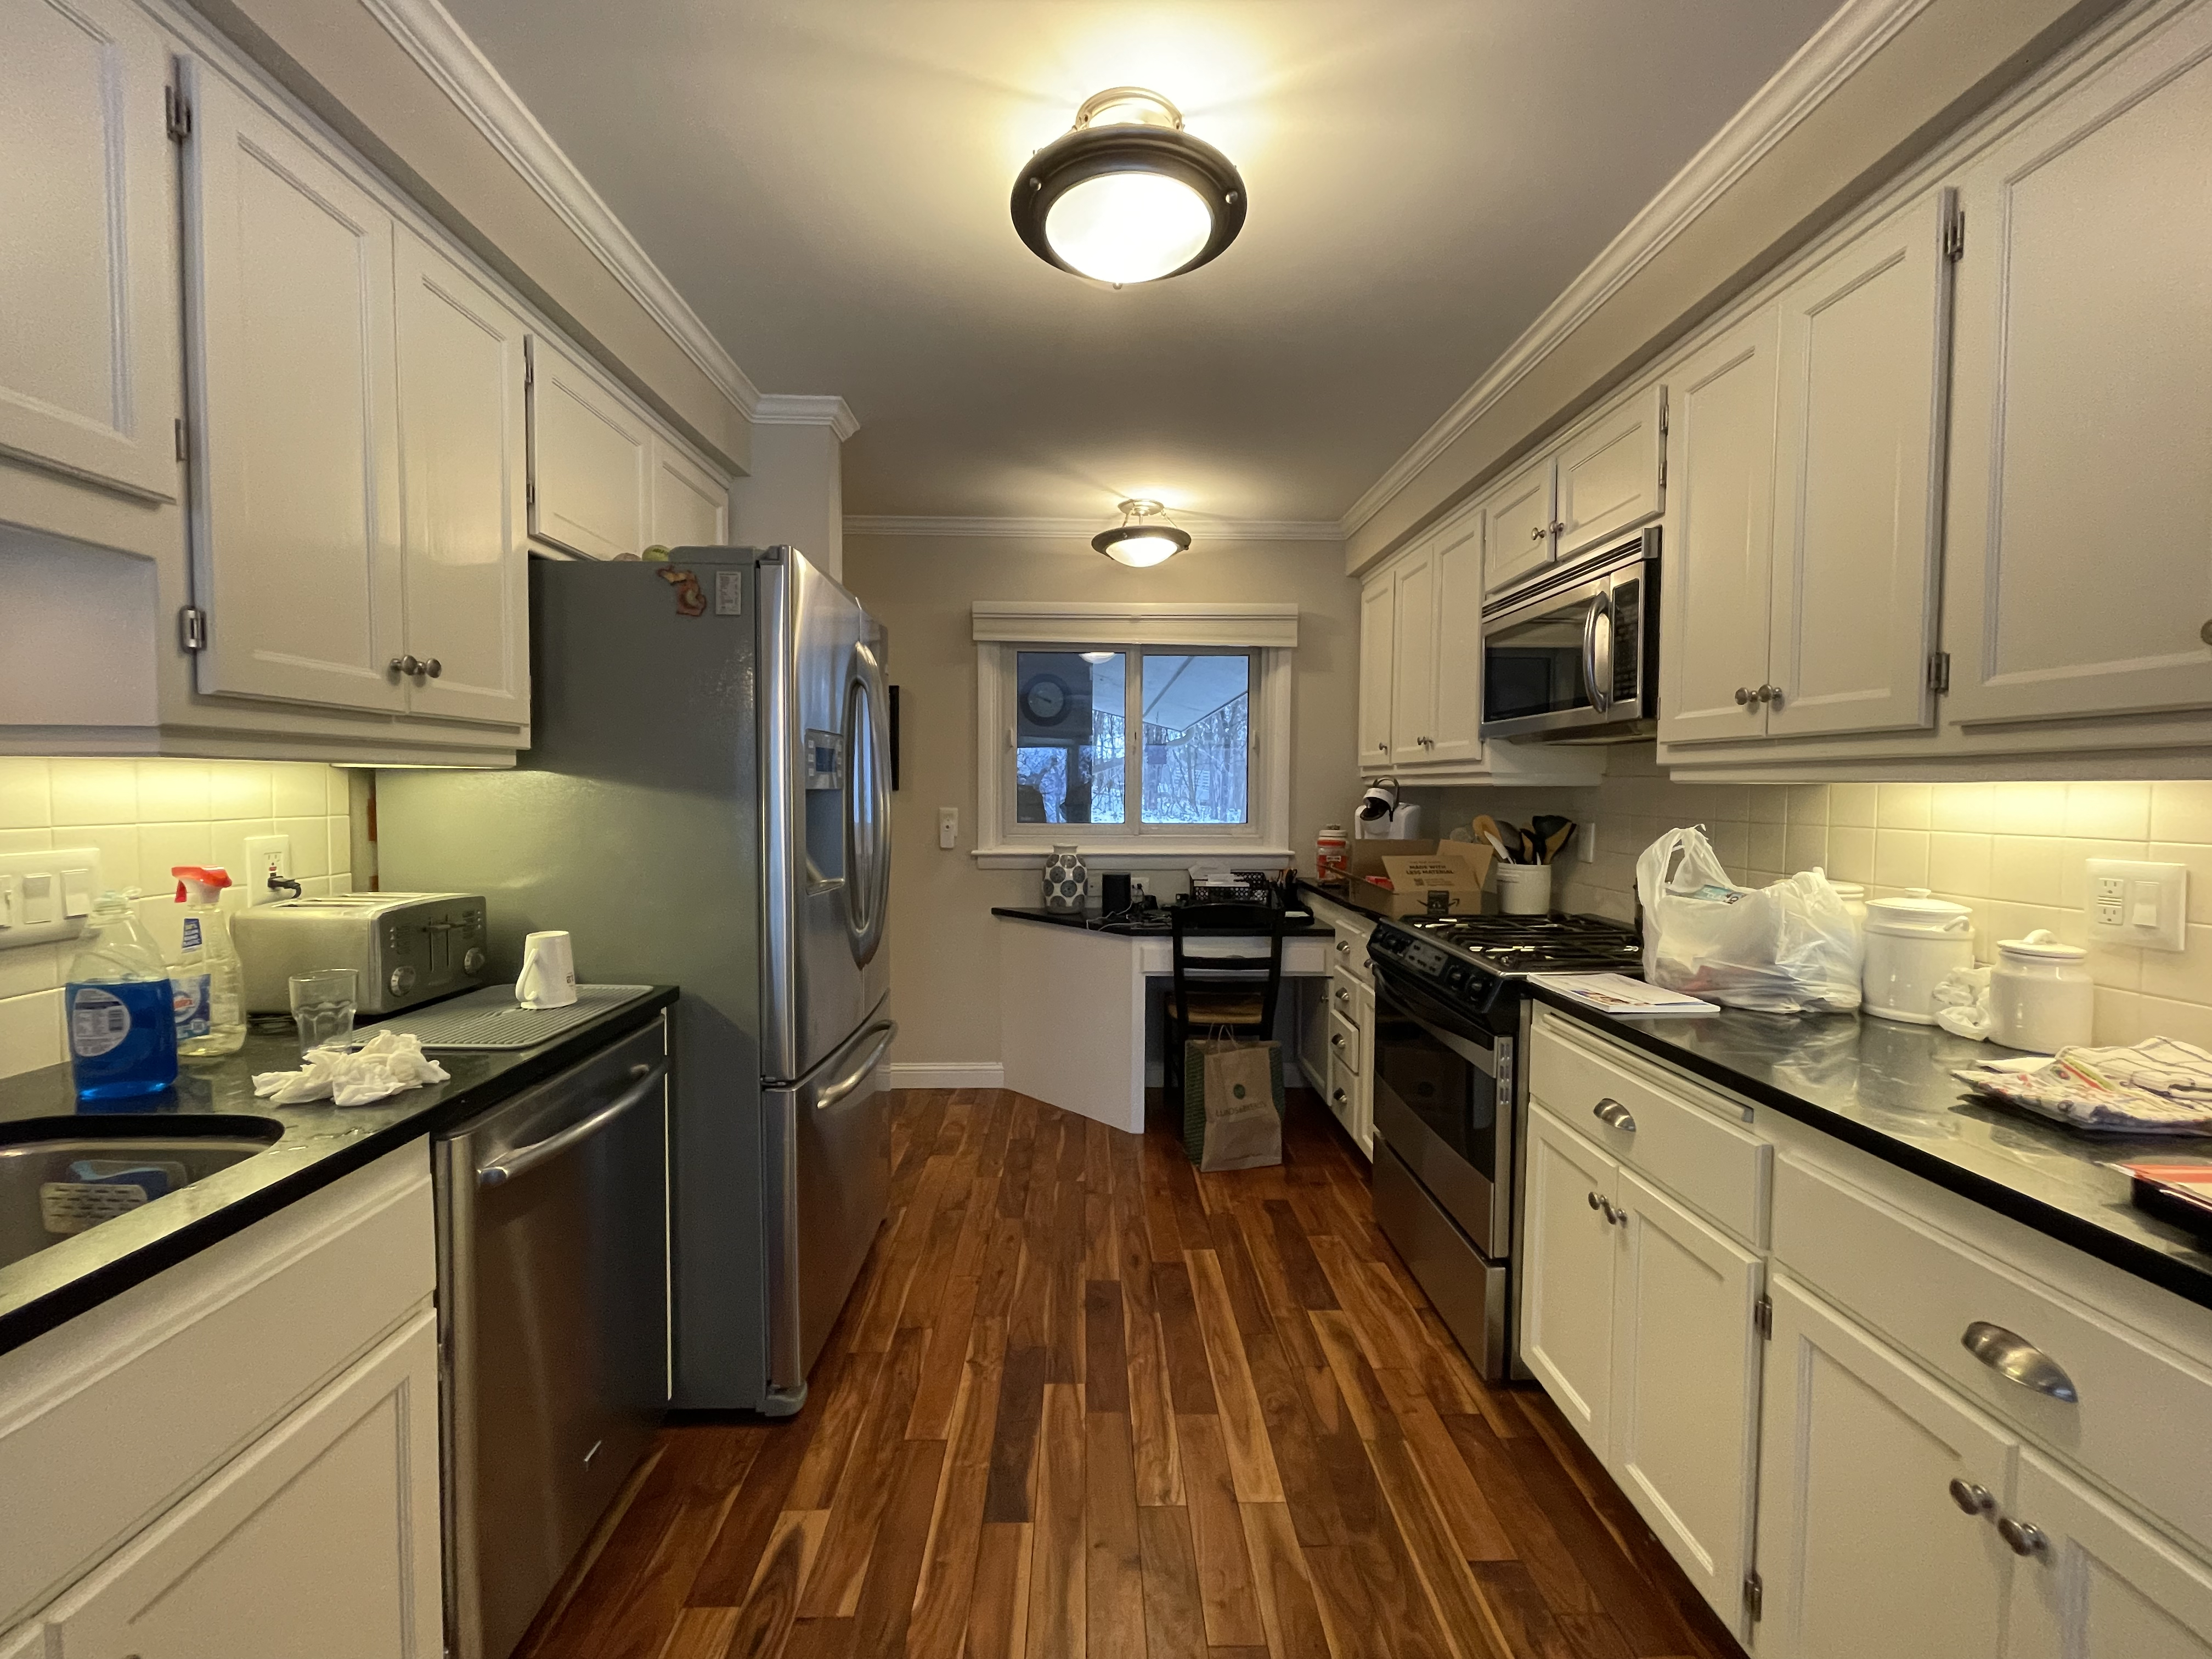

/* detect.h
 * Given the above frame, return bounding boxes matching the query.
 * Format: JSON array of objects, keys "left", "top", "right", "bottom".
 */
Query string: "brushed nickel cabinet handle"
[
  {"left": 1997, "top": 1516, "right": 2048, "bottom": 1558},
  {"left": 1531, "top": 526, "right": 1547, "bottom": 542},
  {"left": 1962, "top": 1321, "right": 2078, "bottom": 1402},
  {"left": 1948, "top": 1479, "right": 1995, "bottom": 1517},
  {"left": 390, "top": 654, "right": 421, "bottom": 676},
  {"left": 1330, "top": 1034, "right": 1347, "bottom": 1051},
  {"left": 1735, "top": 686, "right": 1752, "bottom": 706},
  {"left": 1593, "top": 1097, "right": 1637, "bottom": 1132},
  {"left": 423, "top": 658, "right": 442, "bottom": 678}
]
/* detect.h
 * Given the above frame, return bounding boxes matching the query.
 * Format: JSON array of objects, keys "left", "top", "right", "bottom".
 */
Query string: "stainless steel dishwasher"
[{"left": 436, "top": 1014, "right": 670, "bottom": 1659}]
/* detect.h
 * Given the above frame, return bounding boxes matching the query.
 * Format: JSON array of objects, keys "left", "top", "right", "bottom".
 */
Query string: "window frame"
[{"left": 975, "top": 639, "right": 1293, "bottom": 868}]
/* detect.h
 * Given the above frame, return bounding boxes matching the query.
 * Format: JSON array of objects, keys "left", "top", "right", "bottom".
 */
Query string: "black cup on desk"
[{"left": 1100, "top": 872, "right": 1133, "bottom": 915}]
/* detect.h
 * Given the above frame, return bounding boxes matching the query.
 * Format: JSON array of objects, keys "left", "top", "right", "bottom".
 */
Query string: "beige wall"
[{"left": 842, "top": 533, "right": 1358, "bottom": 1070}]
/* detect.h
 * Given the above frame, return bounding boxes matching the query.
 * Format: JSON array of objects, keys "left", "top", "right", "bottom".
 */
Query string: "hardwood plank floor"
[{"left": 517, "top": 1089, "right": 1746, "bottom": 1659}]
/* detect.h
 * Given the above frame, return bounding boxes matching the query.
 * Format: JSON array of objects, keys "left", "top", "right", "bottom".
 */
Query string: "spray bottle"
[{"left": 170, "top": 866, "right": 246, "bottom": 1057}]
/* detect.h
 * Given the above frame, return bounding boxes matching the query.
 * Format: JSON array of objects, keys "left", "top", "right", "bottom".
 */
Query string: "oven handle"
[{"left": 1372, "top": 964, "right": 1499, "bottom": 1076}]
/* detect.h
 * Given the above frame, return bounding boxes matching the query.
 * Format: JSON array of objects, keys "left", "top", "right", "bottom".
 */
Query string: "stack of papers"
[{"left": 1531, "top": 973, "right": 1719, "bottom": 1018}]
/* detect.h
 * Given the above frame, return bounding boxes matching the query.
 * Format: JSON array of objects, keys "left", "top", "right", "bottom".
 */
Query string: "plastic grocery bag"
[{"left": 1635, "top": 826, "right": 1861, "bottom": 1013}]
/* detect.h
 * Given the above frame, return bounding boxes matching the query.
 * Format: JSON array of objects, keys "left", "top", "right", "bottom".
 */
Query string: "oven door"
[
  {"left": 1368, "top": 964, "right": 1513, "bottom": 1260},
  {"left": 1479, "top": 534, "right": 1654, "bottom": 740}
]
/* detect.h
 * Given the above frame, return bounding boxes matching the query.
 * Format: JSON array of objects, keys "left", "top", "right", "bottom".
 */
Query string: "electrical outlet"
[
  {"left": 938, "top": 807, "right": 958, "bottom": 850},
  {"left": 1129, "top": 874, "right": 1154, "bottom": 901},
  {"left": 2085, "top": 857, "right": 2187, "bottom": 951},
  {"left": 242, "top": 834, "right": 294, "bottom": 906}
]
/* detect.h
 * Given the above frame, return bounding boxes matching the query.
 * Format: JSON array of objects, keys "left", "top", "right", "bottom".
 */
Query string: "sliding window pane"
[
  {"left": 1140, "top": 653, "right": 1250, "bottom": 825},
  {"left": 1014, "top": 651, "right": 1125, "bottom": 823}
]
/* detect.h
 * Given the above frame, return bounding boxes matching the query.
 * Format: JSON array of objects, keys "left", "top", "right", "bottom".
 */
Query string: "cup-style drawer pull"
[
  {"left": 1592, "top": 1097, "right": 1637, "bottom": 1132},
  {"left": 1997, "top": 1516, "right": 2049, "bottom": 1558},
  {"left": 1948, "top": 1478, "right": 1994, "bottom": 1517},
  {"left": 1961, "top": 1321, "right": 2078, "bottom": 1402}
]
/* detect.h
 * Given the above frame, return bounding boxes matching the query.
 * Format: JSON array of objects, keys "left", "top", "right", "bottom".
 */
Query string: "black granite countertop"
[
  {"left": 1530, "top": 987, "right": 2212, "bottom": 1313},
  {"left": 992, "top": 905, "right": 1331, "bottom": 937},
  {"left": 0, "top": 985, "right": 678, "bottom": 1355}
]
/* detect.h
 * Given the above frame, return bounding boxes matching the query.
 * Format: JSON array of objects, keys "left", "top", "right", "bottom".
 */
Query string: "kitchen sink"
[{"left": 0, "top": 1116, "right": 285, "bottom": 1269}]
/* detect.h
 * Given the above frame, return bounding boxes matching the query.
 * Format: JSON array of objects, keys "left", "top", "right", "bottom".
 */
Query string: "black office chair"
[{"left": 1164, "top": 901, "right": 1286, "bottom": 1116}]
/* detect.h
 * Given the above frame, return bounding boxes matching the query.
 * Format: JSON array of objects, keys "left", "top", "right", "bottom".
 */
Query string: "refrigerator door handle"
[
  {"left": 843, "top": 641, "right": 892, "bottom": 967},
  {"left": 811, "top": 1021, "right": 896, "bottom": 1111}
]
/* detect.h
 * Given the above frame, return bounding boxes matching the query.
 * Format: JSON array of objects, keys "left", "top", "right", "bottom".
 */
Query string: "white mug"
[{"left": 516, "top": 930, "right": 578, "bottom": 1009}]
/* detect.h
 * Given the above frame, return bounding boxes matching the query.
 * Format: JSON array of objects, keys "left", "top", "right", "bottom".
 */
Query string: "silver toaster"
[{"left": 233, "top": 893, "right": 491, "bottom": 1016}]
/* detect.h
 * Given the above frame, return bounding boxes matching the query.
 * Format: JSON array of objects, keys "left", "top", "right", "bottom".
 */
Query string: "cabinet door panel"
[
  {"left": 1521, "top": 1105, "right": 1619, "bottom": 1453},
  {"left": 45, "top": 1310, "right": 442, "bottom": 1659},
  {"left": 0, "top": 0, "right": 179, "bottom": 500},
  {"left": 1357, "top": 572, "right": 1395, "bottom": 769},
  {"left": 1757, "top": 1274, "right": 2015, "bottom": 1659},
  {"left": 1426, "top": 506, "right": 1483, "bottom": 764},
  {"left": 393, "top": 230, "right": 528, "bottom": 727},
  {"left": 651, "top": 441, "right": 729, "bottom": 549},
  {"left": 1481, "top": 458, "right": 1556, "bottom": 595},
  {"left": 2005, "top": 1450, "right": 2212, "bottom": 1659},
  {"left": 1767, "top": 190, "right": 1953, "bottom": 738},
  {"left": 182, "top": 61, "right": 405, "bottom": 712},
  {"left": 1611, "top": 1170, "right": 1762, "bottom": 1634},
  {"left": 1388, "top": 548, "right": 1437, "bottom": 766},
  {"left": 528, "top": 336, "right": 648, "bottom": 560},
  {"left": 1945, "top": 14, "right": 2212, "bottom": 726},
  {"left": 1558, "top": 385, "right": 1665, "bottom": 560},
  {"left": 1656, "top": 306, "right": 1780, "bottom": 744}
]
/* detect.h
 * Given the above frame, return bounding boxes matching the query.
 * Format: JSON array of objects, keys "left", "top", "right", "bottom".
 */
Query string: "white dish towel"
[{"left": 253, "top": 1030, "right": 451, "bottom": 1107}]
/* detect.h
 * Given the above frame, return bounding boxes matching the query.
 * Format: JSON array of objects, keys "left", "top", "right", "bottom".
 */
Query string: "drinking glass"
[{"left": 290, "top": 969, "right": 358, "bottom": 1053}]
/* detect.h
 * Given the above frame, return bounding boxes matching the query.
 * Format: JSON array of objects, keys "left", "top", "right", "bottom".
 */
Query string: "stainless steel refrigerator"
[{"left": 379, "top": 546, "right": 894, "bottom": 1414}]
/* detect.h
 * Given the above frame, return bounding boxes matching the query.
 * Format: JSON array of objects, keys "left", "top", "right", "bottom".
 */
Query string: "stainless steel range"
[{"left": 1365, "top": 912, "right": 1641, "bottom": 1379}]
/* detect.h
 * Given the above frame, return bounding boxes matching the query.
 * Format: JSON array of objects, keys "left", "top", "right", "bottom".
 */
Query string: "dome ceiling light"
[
  {"left": 1093, "top": 499, "right": 1192, "bottom": 567},
  {"left": 1012, "top": 88, "right": 1247, "bottom": 286}
]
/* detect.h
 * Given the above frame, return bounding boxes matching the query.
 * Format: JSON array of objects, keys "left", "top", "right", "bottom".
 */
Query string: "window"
[{"left": 973, "top": 602, "right": 1296, "bottom": 867}]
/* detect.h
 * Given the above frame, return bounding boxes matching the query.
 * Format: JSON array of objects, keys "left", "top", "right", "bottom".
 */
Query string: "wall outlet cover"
[
  {"left": 242, "top": 834, "right": 293, "bottom": 906},
  {"left": 2085, "top": 857, "right": 2187, "bottom": 951}
]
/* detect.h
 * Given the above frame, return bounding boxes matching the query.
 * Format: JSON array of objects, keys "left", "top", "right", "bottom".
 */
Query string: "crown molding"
[
  {"left": 358, "top": 0, "right": 763, "bottom": 419},
  {"left": 753, "top": 394, "right": 861, "bottom": 441},
  {"left": 844, "top": 515, "right": 1344, "bottom": 542},
  {"left": 1339, "top": 0, "right": 1938, "bottom": 538}
]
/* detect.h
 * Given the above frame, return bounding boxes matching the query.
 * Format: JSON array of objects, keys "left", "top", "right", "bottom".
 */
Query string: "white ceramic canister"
[
  {"left": 1493, "top": 862, "right": 1553, "bottom": 916},
  {"left": 1988, "top": 929, "right": 2094, "bottom": 1052},
  {"left": 1861, "top": 889, "right": 1976, "bottom": 1024}
]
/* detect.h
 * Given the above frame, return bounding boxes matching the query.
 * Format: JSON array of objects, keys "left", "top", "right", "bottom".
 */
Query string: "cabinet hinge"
[
  {"left": 164, "top": 84, "right": 192, "bottom": 143},
  {"left": 179, "top": 606, "right": 207, "bottom": 652},
  {"left": 173, "top": 417, "right": 187, "bottom": 462},
  {"left": 1943, "top": 207, "right": 1966, "bottom": 262},
  {"left": 1928, "top": 651, "right": 1951, "bottom": 694},
  {"left": 525, "top": 477, "right": 537, "bottom": 509},
  {"left": 1754, "top": 1294, "right": 1774, "bottom": 1340},
  {"left": 524, "top": 342, "right": 534, "bottom": 390},
  {"left": 1744, "top": 1570, "right": 1764, "bottom": 1622},
  {"left": 1656, "top": 387, "right": 1669, "bottom": 488}
]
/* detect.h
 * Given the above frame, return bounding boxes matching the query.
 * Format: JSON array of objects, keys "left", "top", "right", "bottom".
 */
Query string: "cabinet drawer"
[
  {"left": 0, "top": 1141, "right": 433, "bottom": 1626},
  {"left": 1329, "top": 971, "right": 1364, "bottom": 1027},
  {"left": 1326, "top": 1054, "right": 1358, "bottom": 1136},
  {"left": 1530, "top": 1018, "right": 1769, "bottom": 1244},
  {"left": 1774, "top": 1152, "right": 2212, "bottom": 1556},
  {"left": 1328, "top": 1008, "right": 1363, "bottom": 1077},
  {"left": 1330, "top": 925, "right": 1373, "bottom": 985}
]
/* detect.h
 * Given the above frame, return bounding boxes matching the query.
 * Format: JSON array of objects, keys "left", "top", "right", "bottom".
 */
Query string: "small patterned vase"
[{"left": 1042, "top": 844, "right": 1087, "bottom": 912}]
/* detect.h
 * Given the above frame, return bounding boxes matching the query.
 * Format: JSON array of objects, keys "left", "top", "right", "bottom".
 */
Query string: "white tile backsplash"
[{"left": 0, "top": 759, "right": 357, "bottom": 1080}]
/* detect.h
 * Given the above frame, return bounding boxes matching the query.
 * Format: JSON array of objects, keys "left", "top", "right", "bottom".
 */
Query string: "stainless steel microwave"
[{"left": 1479, "top": 528, "right": 1659, "bottom": 741}]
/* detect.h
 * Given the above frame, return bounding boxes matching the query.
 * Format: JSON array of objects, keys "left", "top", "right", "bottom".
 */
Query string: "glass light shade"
[
  {"left": 1101, "top": 531, "right": 1182, "bottom": 567},
  {"left": 1044, "top": 172, "right": 1214, "bottom": 284}
]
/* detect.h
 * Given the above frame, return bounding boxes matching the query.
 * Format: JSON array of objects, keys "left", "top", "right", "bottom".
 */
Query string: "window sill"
[{"left": 972, "top": 844, "right": 1294, "bottom": 871}]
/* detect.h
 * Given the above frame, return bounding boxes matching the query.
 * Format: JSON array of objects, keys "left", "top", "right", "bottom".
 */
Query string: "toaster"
[{"left": 234, "top": 893, "right": 491, "bottom": 1016}]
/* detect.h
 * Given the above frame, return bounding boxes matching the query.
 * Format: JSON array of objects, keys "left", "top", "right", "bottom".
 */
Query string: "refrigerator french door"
[{"left": 378, "top": 546, "right": 894, "bottom": 1417}]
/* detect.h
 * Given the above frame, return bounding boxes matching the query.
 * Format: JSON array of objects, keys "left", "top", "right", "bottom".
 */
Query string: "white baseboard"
[{"left": 887, "top": 1062, "right": 1006, "bottom": 1091}]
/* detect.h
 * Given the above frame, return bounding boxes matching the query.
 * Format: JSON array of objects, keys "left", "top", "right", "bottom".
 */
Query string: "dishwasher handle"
[
  {"left": 477, "top": 1060, "right": 668, "bottom": 1188},
  {"left": 813, "top": 1021, "right": 897, "bottom": 1112}
]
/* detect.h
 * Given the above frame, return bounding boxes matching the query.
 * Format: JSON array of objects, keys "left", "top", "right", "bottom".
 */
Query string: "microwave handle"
[{"left": 1583, "top": 590, "right": 1616, "bottom": 716}]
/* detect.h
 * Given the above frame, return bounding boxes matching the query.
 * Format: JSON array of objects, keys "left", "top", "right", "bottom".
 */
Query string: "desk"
[{"left": 993, "top": 907, "right": 1331, "bottom": 1133}]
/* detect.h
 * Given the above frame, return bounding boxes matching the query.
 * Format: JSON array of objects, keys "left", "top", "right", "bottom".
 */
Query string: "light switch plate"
[
  {"left": 938, "top": 807, "right": 958, "bottom": 850},
  {"left": 2086, "top": 857, "right": 2187, "bottom": 951},
  {"left": 0, "top": 847, "right": 103, "bottom": 950},
  {"left": 242, "top": 834, "right": 292, "bottom": 906}
]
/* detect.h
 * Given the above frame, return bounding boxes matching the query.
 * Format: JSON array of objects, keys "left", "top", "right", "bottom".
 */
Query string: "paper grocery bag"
[{"left": 1183, "top": 1038, "right": 1284, "bottom": 1171}]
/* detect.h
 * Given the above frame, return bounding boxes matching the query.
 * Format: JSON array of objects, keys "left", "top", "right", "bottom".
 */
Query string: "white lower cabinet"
[
  {"left": 2006, "top": 1449, "right": 2212, "bottom": 1659},
  {"left": 1521, "top": 1103, "right": 1621, "bottom": 1450},
  {"left": 43, "top": 1310, "right": 443, "bottom": 1659}
]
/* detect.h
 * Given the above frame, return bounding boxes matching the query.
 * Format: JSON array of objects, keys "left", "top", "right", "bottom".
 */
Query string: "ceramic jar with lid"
[
  {"left": 1989, "top": 929, "right": 2094, "bottom": 1052},
  {"left": 1862, "top": 889, "right": 1976, "bottom": 1024}
]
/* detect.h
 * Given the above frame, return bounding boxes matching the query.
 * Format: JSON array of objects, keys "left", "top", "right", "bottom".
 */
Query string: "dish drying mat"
[{"left": 374, "top": 984, "right": 654, "bottom": 1049}]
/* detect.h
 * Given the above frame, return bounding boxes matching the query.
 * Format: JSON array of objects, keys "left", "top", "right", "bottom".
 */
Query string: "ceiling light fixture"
[
  {"left": 1092, "top": 499, "right": 1192, "bottom": 567},
  {"left": 1012, "top": 88, "right": 1246, "bottom": 285}
]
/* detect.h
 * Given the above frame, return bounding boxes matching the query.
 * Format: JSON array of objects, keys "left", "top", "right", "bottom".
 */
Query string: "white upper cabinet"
[
  {"left": 1658, "top": 306, "right": 1782, "bottom": 744},
  {"left": 393, "top": 229, "right": 529, "bottom": 728},
  {"left": 2004, "top": 1448, "right": 2212, "bottom": 1658},
  {"left": 0, "top": 0, "right": 179, "bottom": 503},
  {"left": 527, "top": 336, "right": 650, "bottom": 560},
  {"left": 1480, "top": 455, "right": 1557, "bottom": 595},
  {"left": 650, "top": 441, "right": 730, "bottom": 549},
  {"left": 1426, "top": 503, "right": 1484, "bottom": 764},
  {"left": 1556, "top": 383, "right": 1666, "bottom": 562},
  {"left": 1357, "top": 572, "right": 1395, "bottom": 770},
  {"left": 1765, "top": 189, "right": 1955, "bottom": 739},
  {"left": 1944, "top": 10, "right": 2212, "bottom": 729},
  {"left": 180, "top": 59, "right": 406, "bottom": 714},
  {"left": 1386, "top": 544, "right": 1437, "bottom": 766}
]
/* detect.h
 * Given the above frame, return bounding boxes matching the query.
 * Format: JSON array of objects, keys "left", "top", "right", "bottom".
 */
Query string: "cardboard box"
[{"left": 1338, "top": 838, "right": 1493, "bottom": 918}]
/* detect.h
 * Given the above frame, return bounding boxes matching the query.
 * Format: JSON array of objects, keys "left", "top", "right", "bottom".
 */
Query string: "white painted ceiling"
[{"left": 439, "top": 0, "right": 1841, "bottom": 524}]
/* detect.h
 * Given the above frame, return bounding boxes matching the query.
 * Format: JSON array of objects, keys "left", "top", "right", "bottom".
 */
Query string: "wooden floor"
[{"left": 518, "top": 1088, "right": 1745, "bottom": 1659}]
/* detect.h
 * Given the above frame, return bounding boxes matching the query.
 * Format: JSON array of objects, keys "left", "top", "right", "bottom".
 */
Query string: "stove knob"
[
  {"left": 389, "top": 965, "right": 417, "bottom": 997},
  {"left": 464, "top": 947, "right": 486, "bottom": 973}
]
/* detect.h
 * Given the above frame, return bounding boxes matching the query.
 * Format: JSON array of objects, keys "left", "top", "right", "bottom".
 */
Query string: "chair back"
[{"left": 1167, "top": 901, "right": 1286, "bottom": 1033}]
